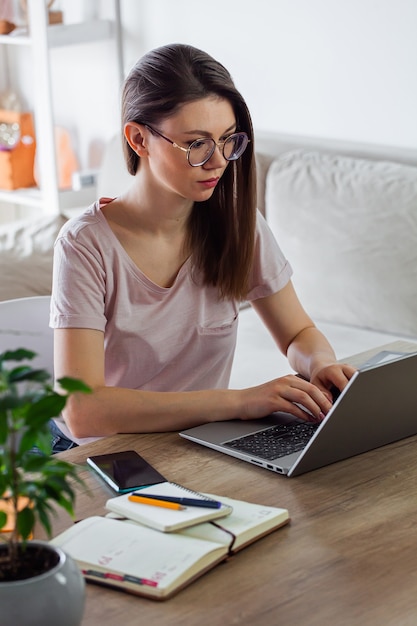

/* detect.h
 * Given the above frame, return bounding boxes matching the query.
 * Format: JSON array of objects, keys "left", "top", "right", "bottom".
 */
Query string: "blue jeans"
[{"left": 49, "top": 420, "right": 78, "bottom": 454}]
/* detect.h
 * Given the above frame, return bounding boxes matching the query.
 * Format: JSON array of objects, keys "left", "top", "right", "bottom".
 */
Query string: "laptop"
[{"left": 180, "top": 351, "right": 417, "bottom": 477}]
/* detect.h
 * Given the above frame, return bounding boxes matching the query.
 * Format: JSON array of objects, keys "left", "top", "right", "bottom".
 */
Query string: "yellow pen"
[{"left": 128, "top": 494, "right": 185, "bottom": 510}]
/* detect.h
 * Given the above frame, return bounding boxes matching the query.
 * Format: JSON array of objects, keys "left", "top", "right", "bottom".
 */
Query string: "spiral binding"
[{"left": 168, "top": 482, "right": 221, "bottom": 504}]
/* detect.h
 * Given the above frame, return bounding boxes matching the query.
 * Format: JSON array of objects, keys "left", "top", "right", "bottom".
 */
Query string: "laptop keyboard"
[{"left": 224, "top": 422, "right": 319, "bottom": 460}]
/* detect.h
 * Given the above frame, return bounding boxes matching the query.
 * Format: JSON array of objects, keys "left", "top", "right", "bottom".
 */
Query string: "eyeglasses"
[{"left": 144, "top": 124, "right": 249, "bottom": 167}]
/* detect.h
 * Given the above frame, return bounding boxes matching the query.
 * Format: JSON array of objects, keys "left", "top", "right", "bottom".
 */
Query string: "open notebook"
[{"left": 51, "top": 494, "right": 289, "bottom": 600}]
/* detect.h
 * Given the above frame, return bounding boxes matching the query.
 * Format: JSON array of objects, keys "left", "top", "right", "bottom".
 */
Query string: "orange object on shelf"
[
  {"left": 0, "top": 495, "right": 33, "bottom": 537},
  {"left": 48, "top": 10, "right": 63, "bottom": 24},
  {"left": 0, "top": 109, "right": 36, "bottom": 190},
  {"left": 0, "top": 19, "right": 16, "bottom": 34}
]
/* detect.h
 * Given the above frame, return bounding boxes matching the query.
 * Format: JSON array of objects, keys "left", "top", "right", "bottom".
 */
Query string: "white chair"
[{"left": 0, "top": 295, "right": 53, "bottom": 375}]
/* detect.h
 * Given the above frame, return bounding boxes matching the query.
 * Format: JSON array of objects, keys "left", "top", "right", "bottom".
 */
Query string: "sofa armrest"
[{"left": 0, "top": 214, "right": 67, "bottom": 301}]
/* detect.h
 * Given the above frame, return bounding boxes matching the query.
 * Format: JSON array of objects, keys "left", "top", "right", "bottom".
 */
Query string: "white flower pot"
[{"left": 0, "top": 541, "right": 85, "bottom": 626}]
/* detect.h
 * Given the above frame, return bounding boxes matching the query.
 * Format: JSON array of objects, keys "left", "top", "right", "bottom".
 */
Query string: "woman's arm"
[
  {"left": 251, "top": 281, "right": 356, "bottom": 398},
  {"left": 54, "top": 328, "right": 243, "bottom": 438},
  {"left": 54, "top": 280, "right": 356, "bottom": 438}
]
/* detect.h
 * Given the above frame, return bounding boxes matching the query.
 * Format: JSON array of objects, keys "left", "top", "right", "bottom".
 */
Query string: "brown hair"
[{"left": 122, "top": 44, "right": 257, "bottom": 300}]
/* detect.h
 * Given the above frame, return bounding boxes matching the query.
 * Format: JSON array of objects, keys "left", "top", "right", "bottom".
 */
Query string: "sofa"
[
  {"left": 1, "top": 131, "right": 416, "bottom": 387},
  {"left": 232, "top": 132, "right": 417, "bottom": 386}
]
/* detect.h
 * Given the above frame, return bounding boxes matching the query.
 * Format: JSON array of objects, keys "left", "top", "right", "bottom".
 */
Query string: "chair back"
[{"left": 0, "top": 295, "right": 53, "bottom": 375}]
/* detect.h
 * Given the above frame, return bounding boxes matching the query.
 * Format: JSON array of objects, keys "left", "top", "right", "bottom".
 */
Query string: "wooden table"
[{"left": 55, "top": 342, "right": 417, "bottom": 626}]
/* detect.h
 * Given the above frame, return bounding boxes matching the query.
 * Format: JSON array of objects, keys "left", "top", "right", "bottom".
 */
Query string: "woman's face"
[{"left": 143, "top": 96, "right": 237, "bottom": 203}]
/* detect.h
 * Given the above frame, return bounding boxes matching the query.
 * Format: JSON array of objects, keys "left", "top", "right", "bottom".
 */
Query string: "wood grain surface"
[{"left": 51, "top": 342, "right": 417, "bottom": 625}]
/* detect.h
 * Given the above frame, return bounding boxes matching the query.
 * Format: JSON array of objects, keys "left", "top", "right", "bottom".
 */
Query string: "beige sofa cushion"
[
  {"left": 265, "top": 150, "right": 417, "bottom": 337},
  {"left": 0, "top": 214, "right": 67, "bottom": 301}
]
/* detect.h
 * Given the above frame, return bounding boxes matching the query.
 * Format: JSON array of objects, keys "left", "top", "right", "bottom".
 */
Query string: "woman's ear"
[{"left": 124, "top": 122, "right": 148, "bottom": 157}]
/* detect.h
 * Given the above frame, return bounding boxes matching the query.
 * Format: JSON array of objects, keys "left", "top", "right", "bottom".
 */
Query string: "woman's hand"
[
  {"left": 310, "top": 362, "right": 357, "bottom": 401},
  {"left": 239, "top": 374, "right": 333, "bottom": 423},
  {"left": 250, "top": 285, "right": 357, "bottom": 417}
]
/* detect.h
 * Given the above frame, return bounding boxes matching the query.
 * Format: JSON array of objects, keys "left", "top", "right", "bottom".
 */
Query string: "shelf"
[
  {"left": 0, "top": 0, "right": 123, "bottom": 216},
  {"left": 0, "top": 187, "right": 42, "bottom": 208},
  {"left": 0, "top": 186, "right": 96, "bottom": 211},
  {"left": 0, "top": 29, "right": 31, "bottom": 46},
  {"left": 0, "top": 20, "right": 114, "bottom": 48},
  {"left": 48, "top": 19, "right": 114, "bottom": 47}
]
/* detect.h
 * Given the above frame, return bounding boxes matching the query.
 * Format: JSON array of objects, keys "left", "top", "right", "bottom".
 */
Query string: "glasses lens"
[
  {"left": 188, "top": 139, "right": 215, "bottom": 166},
  {"left": 223, "top": 133, "right": 249, "bottom": 161}
]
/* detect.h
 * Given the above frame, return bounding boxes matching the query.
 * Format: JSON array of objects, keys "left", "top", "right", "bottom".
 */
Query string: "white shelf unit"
[{"left": 0, "top": 0, "right": 124, "bottom": 215}]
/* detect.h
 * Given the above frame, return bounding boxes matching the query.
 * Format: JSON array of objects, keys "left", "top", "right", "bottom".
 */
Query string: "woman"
[{"left": 50, "top": 43, "right": 355, "bottom": 451}]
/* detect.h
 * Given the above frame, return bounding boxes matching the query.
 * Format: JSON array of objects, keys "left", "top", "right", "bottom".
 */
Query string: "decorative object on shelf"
[
  {"left": 0, "top": 0, "right": 15, "bottom": 33},
  {"left": 20, "top": 0, "right": 63, "bottom": 26},
  {"left": 0, "top": 121, "right": 20, "bottom": 148},
  {"left": 33, "top": 126, "right": 80, "bottom": 190},
  {"left": 0, "top": 348, "right": 91, "bottom": 626},
  {"left": 0, "top": 109, "right": 36, "bottom": 190},
  {"left": 0, "top": 19, "right": 15, "bottom": 33}
]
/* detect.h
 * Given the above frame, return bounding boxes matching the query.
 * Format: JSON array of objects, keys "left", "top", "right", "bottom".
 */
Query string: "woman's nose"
[{"left": 203, "top": 145, "right": 227, "bottom": 169}]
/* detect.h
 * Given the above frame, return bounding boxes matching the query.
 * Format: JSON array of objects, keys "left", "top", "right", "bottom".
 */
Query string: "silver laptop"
[{"left": 180, "top": 351, "right": 417, "bottom": 477}]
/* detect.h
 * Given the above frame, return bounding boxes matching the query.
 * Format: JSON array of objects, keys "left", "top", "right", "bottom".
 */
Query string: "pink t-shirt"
[{"left": 51, "top": 199, "right": 292, "bottom": 395}]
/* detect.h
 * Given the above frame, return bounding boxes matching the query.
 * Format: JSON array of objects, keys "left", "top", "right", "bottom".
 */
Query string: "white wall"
[
  {"left": 1, "top": 0, "right": 416, "bottom": 172},
  {"left": 120, "top": 0, "right": 417, "bottom": 150}
]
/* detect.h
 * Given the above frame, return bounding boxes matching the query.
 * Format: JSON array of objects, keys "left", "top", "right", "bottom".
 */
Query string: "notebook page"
[{"left": 51, "top": 516, "right": 226, "bottom": 598}]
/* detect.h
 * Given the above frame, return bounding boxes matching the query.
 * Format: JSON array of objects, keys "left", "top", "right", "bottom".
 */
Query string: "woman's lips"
[{"left": 198, "top": 177, "right": 219, "bottom": 189}]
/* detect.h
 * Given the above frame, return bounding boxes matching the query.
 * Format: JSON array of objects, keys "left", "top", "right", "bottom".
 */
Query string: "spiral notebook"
[{"left": 105, "top": 482, "right": 233, "bottom": 532}]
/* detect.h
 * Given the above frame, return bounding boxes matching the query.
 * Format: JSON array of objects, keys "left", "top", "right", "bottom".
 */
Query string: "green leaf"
[
  {"left": 0, "top": 348, "right": 37, "bottom": 363},
  {"left": 25, "top": 394, "right": 67, "bottom": 424},
  {"left": 16, "top": 506, "right": 35, "bottom": 541},
  {"left": 57, "top": 377, "right": 92, "bottom": 394},
  {"left": 0, "top": 476, "right": 8, "bottom": 496},
  {"left": 0, "top": 395, "right": 25, "bottom": 411},
  {"left": 44, "top": 476, "right": 73, "bottom": 499},
  {"left": 0, "top": 509, "right": 7, "bottom": 531},
  {"left": 7, "top": 365, "right": 36, "bottom": 380},
  {"left": 0, "top": 347, "right": 91, "bottom": 558},
  {"left": 21, "top": 453, "right": 50, "bottom": 472},
  {"left": 36, "top": 502, "right": 54, "bottom": 537},
  {"left": 9, "top": 368, "right": 50, "bottom": 384},
  {"left": 18, "top": 429, "right": 44, "bottom": 455},
  {"left": 0, "top": 416, "right": 8, "bottom": 443},
  {"left": 32, "top": 429, "right": 53, "bottom": 455},
  {"left": 55, "top": 495, "right": 75, "bottom": 517}
]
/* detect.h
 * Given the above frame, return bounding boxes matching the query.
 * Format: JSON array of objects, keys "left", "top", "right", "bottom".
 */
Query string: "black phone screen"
[{"left": 87, "top": 450, "right": 167, "bottom": 493}]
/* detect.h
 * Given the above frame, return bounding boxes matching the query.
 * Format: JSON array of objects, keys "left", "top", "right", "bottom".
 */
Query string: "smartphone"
[{"left": 86, "top": 450, "right": 167, "bottom": 494}]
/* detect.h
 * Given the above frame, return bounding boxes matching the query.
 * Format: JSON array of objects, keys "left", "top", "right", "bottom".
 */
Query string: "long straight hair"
[{"left": 121, "top": 44, "right": 257, "bottom": 301}]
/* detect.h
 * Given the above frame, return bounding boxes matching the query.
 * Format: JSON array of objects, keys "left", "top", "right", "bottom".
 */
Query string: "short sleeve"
[
  {"left": 50, "top": 215, "right": 107, "bottom": 331},
  {"left": 246, "top": 211, "right": 293, "bottom": 301}
]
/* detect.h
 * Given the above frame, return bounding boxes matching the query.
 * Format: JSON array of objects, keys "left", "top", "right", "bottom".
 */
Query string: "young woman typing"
[{"left": 50, "top": 44, "right": 355, "bottom": 451}]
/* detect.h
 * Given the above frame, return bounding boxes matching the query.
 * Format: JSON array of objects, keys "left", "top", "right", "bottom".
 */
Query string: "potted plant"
[{"left": 0, "top": 348, "right": 91, "bottom": 626}]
